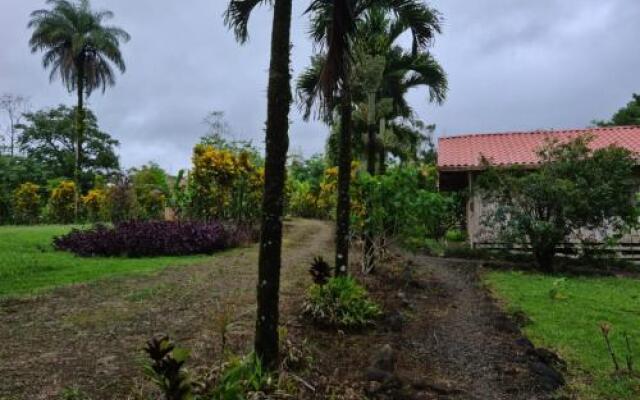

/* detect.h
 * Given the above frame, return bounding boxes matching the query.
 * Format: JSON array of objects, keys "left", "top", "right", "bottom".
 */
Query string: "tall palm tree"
[
  {"left": 28, "top": 0, "right": 129, "bottom": 216},
  {"left": 300, "top": 0, "right": 444, "bottom": 273},
  {"left": 225, "top": 0, "right": 293, "bottom": 369}
]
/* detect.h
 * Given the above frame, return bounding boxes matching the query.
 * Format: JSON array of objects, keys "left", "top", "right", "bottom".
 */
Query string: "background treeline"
[{"left": 0, "top": 105, "right": 265, "bottom": 226}]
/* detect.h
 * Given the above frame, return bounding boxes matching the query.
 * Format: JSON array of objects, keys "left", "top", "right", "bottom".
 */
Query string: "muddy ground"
[{"left": 0, "top": 219, "right": 562, "bottom": 399}]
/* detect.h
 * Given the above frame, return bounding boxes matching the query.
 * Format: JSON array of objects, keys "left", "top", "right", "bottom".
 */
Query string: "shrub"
[
  {"left": 54, "top": 220, "right": 249, "bottom": 257},
  {"left": 105, "top": 175, "right": 138, "bottom": 223},
  {"left": 212, "top": 354, "right": 271, "bottom": 399},
  {"left": 445, "top": 228, "right": 466, "bottom": 242},
  {"left": 302, "top": 276, "right": 381, "bottom": 328},
  {"left": 189, "top": 145, "right": 263, "bottom": 222},
  {"left": 81, "top": 188, "right": 107, "bottom": 222},
  {"left": 131, "top": 162, "right": 170, "bottom": 220},
  {"left": 13, "top": 182, "right": 41, "bottom": 224},
  {"left": 144, "top": 334, "right": 192, "bottom": 400},
  {"left": 477, "top": 135, "right": 639, "bottom": 272},
  {"left": 48, "top": 180, "right": 76, "bottom": 223},
  {"left": 139, "top": 189, "right": 166, "bottom": 220}
]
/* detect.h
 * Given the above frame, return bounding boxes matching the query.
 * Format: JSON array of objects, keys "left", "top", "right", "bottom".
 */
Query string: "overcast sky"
[{"left": 1, "top": 0, "right": 639, "bottom": 173}]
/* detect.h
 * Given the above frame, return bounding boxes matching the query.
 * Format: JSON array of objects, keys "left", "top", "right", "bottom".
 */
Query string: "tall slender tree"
[
  {"left": 0, "top": 94, "right": 30, "bottom": 157},
  {"left": 301, "top": 0, "right": 444, "bottom": 273},
  {"left": 225, "top": 0, "right": 293, "bottom": 369},
  {"left": 28, "top": 0, "right": 129, "bottom": 216}
]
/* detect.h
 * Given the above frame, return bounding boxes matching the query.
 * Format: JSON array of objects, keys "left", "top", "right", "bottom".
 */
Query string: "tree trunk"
[
  {"left": 378, "top": 146, "right": 386, "bottom": 175},
  {"left": 533, "top": 245, "right": 556, "bottom": 273},
  {"left": 254, "top": 0, "right": 292, "bottom": 370},
  {"left": 363, "top": 98, "right": 377, "bottom": 273},
  {"left": 335, "top": 85, "right": 353, "bottom": 276},
  {"left": 9, "top": 115, "right": 15, "bottom": 157},
  {"left": 75, "top": 69, "right": 85, "bottom": 221}
]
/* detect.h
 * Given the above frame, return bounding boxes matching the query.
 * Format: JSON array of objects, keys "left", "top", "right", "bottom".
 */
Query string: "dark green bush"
[
  {"left": 302, "top": 276, "right": 381, "bottom": 328},
  {"left": 144, "top": 334, "right": 193, "bottom": 400}
]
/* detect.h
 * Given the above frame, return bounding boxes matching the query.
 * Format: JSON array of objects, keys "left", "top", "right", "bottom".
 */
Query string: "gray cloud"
[{"left": 1, "top": 0, "right": 639, "bottom": 173}]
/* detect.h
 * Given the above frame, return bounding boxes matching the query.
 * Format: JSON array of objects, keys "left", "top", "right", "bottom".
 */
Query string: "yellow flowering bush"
[
  {"left": 190, "top": 145, "right": 263, "bottom": 221},
  {"left": 13, "top": 182, "right": 41, "bottom": 224},
  {"left": 289, "top": 161, "right": 361, "bottom": 219},
  {"left": 48, "top": 180, "right": 76, "bottom": 223},
  {"left": 82, "top": 188, "right": 107, "bottom": 222}
]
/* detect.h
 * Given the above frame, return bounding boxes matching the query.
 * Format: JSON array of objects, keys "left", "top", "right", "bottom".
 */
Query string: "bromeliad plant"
[
  {"left": 302, "top": 275, "right": 381, "bottom": 328},
  {"left": 309, "top": 256, "right": 332, "bottom": 285}
]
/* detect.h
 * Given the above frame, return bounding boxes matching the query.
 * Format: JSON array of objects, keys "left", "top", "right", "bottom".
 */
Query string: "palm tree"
[
  {"left": 225, "top": 0, "right": 293, "bottom": 369},
  {"left": 300, "top": 0, "right": 444, "bottom": 274},
  {"left": 28, "top": 0, "right": 129, "bottom": 217}
]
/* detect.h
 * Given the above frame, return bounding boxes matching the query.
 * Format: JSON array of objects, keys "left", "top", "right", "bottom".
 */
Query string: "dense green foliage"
[
  {"left": 352, "top": 165, "right": 457, "bottom": 241},
  {"left": 477, "top": 136, "right": 638, "bottom": 271},
  {"left": 17, "top": 105, "right": 120, "bottom": 189},
  {"left": 130, "top": 163, "right": 169, "bottom": 220},
  {"left": 595, "top": 93, "right": 640, "bottom": 127},
  {"left": 486, "top": 271, "right": 640, "bottom": 399},
  {"left": 0, "top": 225, "right": 210, "bottom": 298},
  {"left": 302, "top": 276, "right": 381, "bottom": 328}
]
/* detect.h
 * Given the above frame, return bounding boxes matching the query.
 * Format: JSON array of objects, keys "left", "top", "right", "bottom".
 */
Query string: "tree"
[
  {"left": 594, "top": 93, "right": 640, "bottom": 127},
  {"left": 130, "top": 162, "right": 170, "bottom": 220},
  {"left": 225, "top": 0, "right": 293, "bottom": 369},
  {"left": 17, "top": 105, "right": 120, "bottom": 189},
  {"left": 28, "top": 0, "right": 130, "bottom": 217},
  {"left": 301, "top": 1, "right": 444, "bottom": 273},
  {"left": 0, "top": 94, "right": 30, "bottom": 157},
  {"left": 477, "top": 135, "right": 638, "bottom": 272}
]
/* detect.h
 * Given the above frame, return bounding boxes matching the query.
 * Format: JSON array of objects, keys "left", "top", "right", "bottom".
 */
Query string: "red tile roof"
[{"left": 437, "top": 126, "right": 640, "bottom": 170}]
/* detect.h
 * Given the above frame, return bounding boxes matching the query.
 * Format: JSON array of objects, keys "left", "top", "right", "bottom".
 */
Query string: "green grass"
[
  {"left": 0, "top": 225, "right": 212, "bottom": 298},
  {"left": 485, "top": 270, "right": 640, "bottom": 399}
]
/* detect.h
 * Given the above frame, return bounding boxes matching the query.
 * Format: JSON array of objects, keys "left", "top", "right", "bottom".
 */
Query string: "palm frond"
[{"left": 224, "top": 0, "right": 271, "bottom": 44}]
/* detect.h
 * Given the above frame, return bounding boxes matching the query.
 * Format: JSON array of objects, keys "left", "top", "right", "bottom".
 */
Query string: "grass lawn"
[
  {"left": 485, "top": 270, "right": 640, "bottom": 399},
  {"left": 0, "top": 225, "right": 212, "bottom": 298}
]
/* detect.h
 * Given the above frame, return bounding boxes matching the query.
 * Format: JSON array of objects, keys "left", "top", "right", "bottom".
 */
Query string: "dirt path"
[
  {"left": 286, "top": 249, "right": 560, "bottom": 399},
  {"left": 401, "top": 254, "right": 560, "bottom": 399},
  {"left": 0, "top": 219, "right": 334, "bottom": 400}
]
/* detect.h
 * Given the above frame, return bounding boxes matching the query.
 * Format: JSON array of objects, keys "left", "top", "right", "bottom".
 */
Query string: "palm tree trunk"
[
  {"left": 335, "top": 84, "right": 352, "bottom": 276},
  {"left": 75, "top": 69, "right": 85, "bottom": 221},
  {"left": 363, "top": 101, "right": 377, "bottom": 273},
  {"left": 378, "top": 146, "right": 386, "bottom": 175},
  {"left": 254, "top": 0, "right": 292, "bottom": 370}
]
